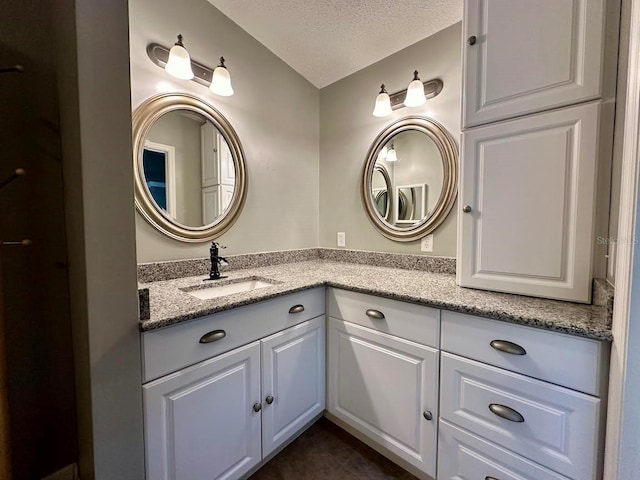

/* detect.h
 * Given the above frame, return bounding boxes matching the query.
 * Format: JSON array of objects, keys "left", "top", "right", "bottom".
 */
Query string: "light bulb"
[
  {"left": 404, "top": 70, "right": 426, "bottom": 107},
  {"left": 165, "top": 35, "right": 194, "bottom": 80},
  {"left": 372, "top": 84, "right": 392, "bottom": 117},
  {"left": 210, "top": 57, "right": 234, "bottom": 96}
]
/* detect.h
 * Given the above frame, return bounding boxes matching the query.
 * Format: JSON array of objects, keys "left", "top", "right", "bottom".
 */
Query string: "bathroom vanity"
[{"left": 138, "top": 256, "right": 611, "bottom": 480}]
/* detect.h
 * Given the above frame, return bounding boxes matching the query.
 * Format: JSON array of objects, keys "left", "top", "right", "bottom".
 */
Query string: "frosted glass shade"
[
  {"left": 377, "top": 145, "right": 388, "bottom": 161},
  {"left": 404, "top": 79, "right": 426, "bottom": 107},
  {"left": 210, "top": 66, "right": 234, "bottom": 96},
  {"left": 165, "top": 43, "right": 194, "bottom": 80},
  {"left": 373, "top": 91, "right": 392, "bottom": 117},
  {"left": 386, "top": 146, "right": 397, "bottom": 162}
]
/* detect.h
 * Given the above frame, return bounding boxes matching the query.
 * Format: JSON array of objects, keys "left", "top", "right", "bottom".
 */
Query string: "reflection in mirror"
[
  {"left": 142, "top": 110, "right": 235, "bottom": 228},
  {"left": 133, "top": 93, "right": 247, "bottom": 242},
  {"left": 371, "top": 164, "right": 392, "bottom": 221},
  {"left": 362, "top": 116, "right": 458, "bottom": 242}
]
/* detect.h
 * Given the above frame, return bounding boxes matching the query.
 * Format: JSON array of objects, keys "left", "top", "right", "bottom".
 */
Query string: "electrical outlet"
[
  {"left": 420, "top": 234, "right": 433, "bottom": 252},
  {"left": 337, "top": 232, "right": 346, "bottom": 248}
]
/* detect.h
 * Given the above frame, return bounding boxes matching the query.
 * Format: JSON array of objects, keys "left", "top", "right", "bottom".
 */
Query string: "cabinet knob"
[
  {"left": 289, "top": 304, "right": 305, "bottom": 314},
  {"left": 253, "top": 402, "right": 262, "bottom": 413},
  {"left": 489, "top": 403, "right": 525, "bottom": 423},
  {"left": 467, "top": 35, "right": 477, "bottom": 46},
  {"left": 462, "top": 205, "right": 472, "bottom": 213},
  {"left": 422, "top": 411, "right": 433, "bottom": 421},
  {"left": 490, "top": 339, "right": 527, "bottom": 356},
  {"left": 265, "top": 395, "right": 274, "bottom": 405},
  {"left": 365, "top": 309, "right": 385, "bottom": 320}
]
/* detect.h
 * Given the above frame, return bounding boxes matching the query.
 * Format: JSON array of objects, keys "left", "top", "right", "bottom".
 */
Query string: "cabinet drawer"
[
  {"left": 327, "top": 288, "right": 439, "bottom": 348},
  {"left": 438, "top": 419, "right": 570, "bottom": 480},
  {"left": 441, "top": 311, "right": 609, "bottom": 396},
  {"left": 141, "top": 287, "right": 324, "bottom": 382},
  {"left": 440, "top": 352, "right": 601, "bottom": 480}
]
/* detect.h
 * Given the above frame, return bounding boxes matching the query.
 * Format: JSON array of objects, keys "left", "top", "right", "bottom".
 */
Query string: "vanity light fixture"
[
  {"left": 164, "top": 35, "right": 194, "bottom": 80},
  {"left": 372, "top": 84, "right": 393, "bottom": 117},
  {"left": 404, "top": 70, "right": 427, "bottom": 107},
  {"left": 147, "top": 37, "right": 234, "bottom": 96},
  {"left": 386, "top": 143, "right": 398, "bottom": 162},
  {"left": 371, "top": 75, "right": 443, "bottom": 117},
  {"left": 210, "top": 57, "right": 234, "bottom": 96}
]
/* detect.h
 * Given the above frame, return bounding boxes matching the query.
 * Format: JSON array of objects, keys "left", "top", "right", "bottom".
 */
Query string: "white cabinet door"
[
  {"left": 201, "top": 122, "right": 220, "bottom": 187},
  {"left": 261, "top": 316, "right": 325, "bottom": 457},
  {"left": 202, "top": 185, "right": 220, "bottom": 224},
  {"left": 462, "top": 0, "right": 605, "bottom": 127},
  {"left": 327, "top": 318, "right": 438, "bottom": 477},
  {"left": 144, "top": 342, "right": 262, "bottom": 480},
  {"left": 457, "top": 102, "right": 599, "bottom": 302}
]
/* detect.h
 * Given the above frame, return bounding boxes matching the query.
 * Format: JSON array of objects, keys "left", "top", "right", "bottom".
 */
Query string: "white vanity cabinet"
[
  {"left": 438, "top": 311, "right": 609, "bottom": 480},
  {"left": 462, "top": 0, "right": 606, "bottom": 128},
  {"left": 326, "top": 288, "right": 440, "bottom": 478},
  {"left": 142, "top": 289, "right": 325, "bottom": 480}
]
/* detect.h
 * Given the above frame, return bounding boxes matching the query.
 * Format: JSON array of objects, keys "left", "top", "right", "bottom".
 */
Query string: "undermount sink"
[{"left": 183, "top": 277, "right": 278, "bottom": 300}]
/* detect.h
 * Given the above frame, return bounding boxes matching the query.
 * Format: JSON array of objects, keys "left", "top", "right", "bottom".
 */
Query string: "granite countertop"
[{"left": 139, "top": 259, "right": 612, "bottom": 341}]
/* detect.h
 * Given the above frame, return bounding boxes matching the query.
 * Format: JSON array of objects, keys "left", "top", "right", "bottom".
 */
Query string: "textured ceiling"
[{"left": 206, "top": 0, "right": 463, "bottom": 88}]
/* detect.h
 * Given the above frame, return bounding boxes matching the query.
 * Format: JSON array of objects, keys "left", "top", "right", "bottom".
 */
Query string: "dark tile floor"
[{"left": 249, "top": 418, "right": 418, "bottom": 480}]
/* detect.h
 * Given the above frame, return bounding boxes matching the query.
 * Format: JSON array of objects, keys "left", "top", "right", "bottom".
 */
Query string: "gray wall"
[
  {"left": 319, "top": 23, "right": 461, "bottom": 256},
  {"left": 55, "top": 0, "right": 144, "bottom": 478},
  {"left": 130, "top": 0, "right": 320, "bottom": 263}
]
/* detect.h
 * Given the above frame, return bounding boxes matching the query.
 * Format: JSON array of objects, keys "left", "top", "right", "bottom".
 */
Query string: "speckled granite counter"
[{"left": 139, "top": 259, "right": 612, "bottom": 341}]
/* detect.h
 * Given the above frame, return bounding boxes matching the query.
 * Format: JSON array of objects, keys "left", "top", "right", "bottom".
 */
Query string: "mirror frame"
[
  {"left": 132, "top": 93, "right": 247, "bottom": 242},
  {"left": 362, "top": 116, "right": 458, "bottom": 242}
]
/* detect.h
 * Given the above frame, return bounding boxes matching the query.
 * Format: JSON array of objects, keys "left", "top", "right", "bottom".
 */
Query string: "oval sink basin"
[{"left": 184, "top": 277, "right": 277, "bottom": 300}]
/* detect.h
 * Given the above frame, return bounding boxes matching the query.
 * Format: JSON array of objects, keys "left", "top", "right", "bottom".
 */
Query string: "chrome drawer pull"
[
  {"left": 365, "top": 309, "right": 385, "bottom": 320},
  {"left": 199, "top": 329, "right": 226, "bottom": 344},
  {"left": 489, "top": 404, "right": 525, "bottom": 423},
  {"left": 288, "top": 304, "right": 305, "bottom": 314},
  {"left": 485, "top": 477, "right": 499, "bottom": 480},
  {"left": 490, "top": 339, "right": 526, "bottom": 356}
]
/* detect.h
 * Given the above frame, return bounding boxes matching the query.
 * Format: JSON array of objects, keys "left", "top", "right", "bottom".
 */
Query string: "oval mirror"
[
  {"left": 132, "top": 93, "right": 247, "bottom": 242},
  {"left": 362, "top": 116, "right": 458, "bottom": 241}
]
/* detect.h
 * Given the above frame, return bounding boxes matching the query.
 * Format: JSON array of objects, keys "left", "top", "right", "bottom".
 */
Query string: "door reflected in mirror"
[{"left": 142, "top": 110, "right": 235, "bottom": 228}]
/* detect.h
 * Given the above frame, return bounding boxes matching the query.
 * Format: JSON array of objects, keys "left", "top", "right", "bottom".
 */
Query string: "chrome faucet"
[{"left": 208, "top": 241, "right": 228, "bottom": 280}]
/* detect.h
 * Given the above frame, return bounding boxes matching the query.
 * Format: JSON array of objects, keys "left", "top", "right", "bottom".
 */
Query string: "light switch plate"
[
  {"left": 337, "top": 232, "right": 346, "bottom": 248},
  {"left": 421, "top": 234, "right": 433, "bottom": 252}
]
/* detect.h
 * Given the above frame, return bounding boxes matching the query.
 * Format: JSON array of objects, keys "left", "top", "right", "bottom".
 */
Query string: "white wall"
[
  {"left": 130, "top": 0, "right": 320, "bottom": 262},
  {"left": 319, "top": 23, "right": 461, "bottom": 256}
]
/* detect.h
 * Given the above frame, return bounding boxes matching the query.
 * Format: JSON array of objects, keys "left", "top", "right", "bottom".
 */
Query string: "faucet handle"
[{"left": 211, "top": 241, "right": 226, "bottom": 249}]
